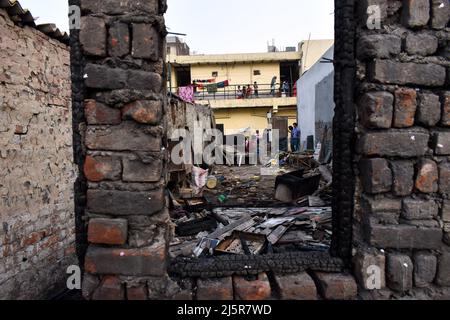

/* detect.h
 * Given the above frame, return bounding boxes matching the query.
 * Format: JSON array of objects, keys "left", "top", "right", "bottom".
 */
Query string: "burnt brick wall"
[
  {"left": 0, "top": 9, "right": 76, "bottom": 299},
  {"left": 71, "top": 0, "right": 190, "bottom": 300},
  {"left": 352, "top": 0, "right": 450, "bottom": 297}
]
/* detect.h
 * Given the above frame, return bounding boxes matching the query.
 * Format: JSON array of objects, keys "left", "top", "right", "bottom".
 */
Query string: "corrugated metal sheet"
[{"left": 0, "top": 0, "right": 69, "bottom": 44}]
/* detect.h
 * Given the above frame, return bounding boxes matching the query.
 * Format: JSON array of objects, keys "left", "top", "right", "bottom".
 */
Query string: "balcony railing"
[{"left": 171, "top": 83, "right": 297, "bottom": 101}]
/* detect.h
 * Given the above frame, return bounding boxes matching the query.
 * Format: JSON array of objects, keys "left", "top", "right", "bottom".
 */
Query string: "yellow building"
[{"left": 167, "top": 50, "right": 301, "bottom": 136}]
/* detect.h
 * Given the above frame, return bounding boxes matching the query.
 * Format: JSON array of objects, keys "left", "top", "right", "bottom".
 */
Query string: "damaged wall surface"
[
  {"left": 0, "top": 9, "right": 76, "bottom": 299},
  {"left": 68, "top": 0, "right": 450, "bottom": 300},
  {"left": 352, "top": 0, "right": 450, "bottom": 298}
]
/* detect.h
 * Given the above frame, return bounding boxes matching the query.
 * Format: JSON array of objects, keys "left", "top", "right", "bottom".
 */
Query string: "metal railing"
[{"left": 172, "top": 83, "right": 296, "bottom": 101}]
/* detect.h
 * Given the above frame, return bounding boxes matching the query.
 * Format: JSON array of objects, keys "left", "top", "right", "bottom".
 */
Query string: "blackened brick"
[
  {"left": 84, "top": 64, "right": 127, "bottom": 90},
  {"left": 431, "top": 0, "right": 450, "bottom": 29},
  {"left": 132, "top": 24, "right": 159, "bottom": 60},
  {"left": 386, "top": 254, "right": 413, "bottom": 292},
  {"left": 360, "top": 158, "right": 392, "bottom": 194},
  {"left": 390, "top": 160, "right": 415, "bottom": 196},
  {"left": 402, "top": 0, "right": 430, "bottom": 28},
  {"left": 122, "top": 158, "right": 162, "bottom": 182},
  {"left": 361, "top": 195, "right": 401, "bottom": 224},
  {"left": 432, "top": 132, "right": 450, "bottom": 155},
  {"left": 417, "top": 93, "right": 441, "bottom": 127},
  {"left": 367, "top": 219, "right": 443, "bottom": 249},
  {"left": 358, "top": 92, "right": 393, "bottom": 129},
  {"left": 405, "top": 33, "right": 439, "bottom": 56},
  {"left": 414, "top": 252, "right": 437, "bottom": 287},
  {"left": 439, "top": 162, "right": 450, "bottom": 194},
  {"left": 402, "top": 199, "right": 439, "bottom": 220},
  {"left": 87, "top": 189, "right": 165, "bottom": 216},
  {"left": 436, "top": 253, "right": 450, "bottom": 286},
  {"left": 358, "top": 128, "right": 429, "bottom": 157},
  {"left": 80, "top": 0, "right": 158, "bottom": 15},
  {"left": 109, "top": 22, "right": 130, "bottom": 57},
  {"left": 80, "top": 16, "right": 106, "bottom": 57},
  {"left": 127, "top": 70, "right": 162, "bottom": 91},
  {"left": 85, "top": 121, "right": 161, "bottom": 152},
  {"left": 357, "top": 35, "right": 401, "bottom": 60},
  {"left": 369, "top": 60, "right": 446, "bottom": 87}
]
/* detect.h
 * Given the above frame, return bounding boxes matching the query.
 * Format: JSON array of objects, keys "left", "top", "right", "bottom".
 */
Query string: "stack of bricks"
[
  {"left": 353, "top": 0, "right": 450, "bottom": 297},
  {"left": 72, "top": 0, "right": 180, "bottom": 300}
]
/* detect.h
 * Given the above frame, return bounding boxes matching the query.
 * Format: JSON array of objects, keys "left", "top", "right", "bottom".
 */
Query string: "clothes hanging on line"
[{"left": 178, "top": 85, "right": 195, "bottom": 103}]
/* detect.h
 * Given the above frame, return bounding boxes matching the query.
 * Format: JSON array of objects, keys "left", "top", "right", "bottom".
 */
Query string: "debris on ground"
[{"left": 168, "top": 149, "right": 334, "bottom": 259}]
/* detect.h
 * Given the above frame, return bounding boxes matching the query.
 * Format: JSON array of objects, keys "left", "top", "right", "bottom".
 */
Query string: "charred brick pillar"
[
  {"left": 69, "top": 0, "right": 177, "bottom": 300},
  {"left": 350, "top": 0, "right": 450, "bottom": 296}
]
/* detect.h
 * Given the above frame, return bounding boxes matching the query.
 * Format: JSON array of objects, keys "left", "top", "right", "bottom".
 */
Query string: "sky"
[{"left": 19, "top": 0, "right": 335, "bottom": 54}]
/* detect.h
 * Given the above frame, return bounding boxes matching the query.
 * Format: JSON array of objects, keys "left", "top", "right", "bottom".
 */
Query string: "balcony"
[{"left": 171, "top": 83, "right": 298, "bottom": 109}]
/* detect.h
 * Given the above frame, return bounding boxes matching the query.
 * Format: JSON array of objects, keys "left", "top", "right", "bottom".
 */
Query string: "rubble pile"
[{"left": 168, "top": 152, "right": 334, "bottom": 259}]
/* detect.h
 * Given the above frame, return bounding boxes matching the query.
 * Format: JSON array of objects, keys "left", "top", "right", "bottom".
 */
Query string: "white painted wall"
[{"left": 297, "top": 45, "right": 334, "bottom": 149}]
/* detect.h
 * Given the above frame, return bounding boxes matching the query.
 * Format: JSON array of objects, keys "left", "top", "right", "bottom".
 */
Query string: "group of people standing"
[
  {"left": 236, "top": 78, "right": 291, "bottom": 99},
  {"left": 237, "top": 82, "right": 259, "bottom": 99}
]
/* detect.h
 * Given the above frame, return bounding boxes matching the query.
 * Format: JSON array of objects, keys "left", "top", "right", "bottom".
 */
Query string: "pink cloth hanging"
[{"left": 178, "top": 85, "right": 195, "bottom": 103}]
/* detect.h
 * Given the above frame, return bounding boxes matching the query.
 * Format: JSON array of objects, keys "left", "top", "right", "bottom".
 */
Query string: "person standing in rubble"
[{"left": 292, "top": 123, "right": 300, "bottom": 152}]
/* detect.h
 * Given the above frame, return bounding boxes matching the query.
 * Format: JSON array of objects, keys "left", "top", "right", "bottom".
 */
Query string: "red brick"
[
  {"left": 415, "top": 159, "right": 438, "bottom": 193},
  {"left": 442, "top": 93, "right": 450, "bottom": 126},
  {"left": 92, "top": 276, "right": 124, "bottom": 300},
  {"left": 84, "top": 100, "right": 121, "bottom": 125},
  {"left": 14, "top": 125, "right": 26, "bottom": 135},
  {"left": 233, "top": 273, "right": 272, "bottom": 301},
  {"left": 21, "top": 231, "right": 45, "bottom": 247},
  {"left": 275, "top": 273, "right": 318, "bottom": 300},
  {"left": 88, "top": 218, "right": 128, "bottom": 245},
  {"left": 122, "top": 100, "right": 162, "bottom": 125},
  {"left": 197, "top": 277, "right": 233, "bottom": 300},
  {"left": 127, "top": 284, "right": 148, "bottom": 300},
  {"left": 313, "top": 273, "right": 357, "bottom": 300},
  {"left": 83, "top": 155, "right": 122, "bottom": 182},
  {"left": 394, "top": 88, "right": 417, "bottom": 128}
]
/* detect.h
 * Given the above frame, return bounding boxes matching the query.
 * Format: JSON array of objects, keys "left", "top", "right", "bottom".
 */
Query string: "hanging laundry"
[
  {"left": 193, "top": 79, "right": 215, "bottom": 83},
  {"left": 178, "top": 85, "right": 195, "bottom": 103},
  {"left": 216, "top": 80, "right": 229, "bottom": 88},
  {"left": 207, "top": 83, "right": 218, "bottom": 94}
]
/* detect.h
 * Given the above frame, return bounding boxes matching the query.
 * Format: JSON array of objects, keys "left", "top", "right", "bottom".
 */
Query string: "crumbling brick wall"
[
  {"left": 70, "top": 0, "right": 192, "bottom": 299},
  {"left": 71, "top": 0, "right": 450, "bottom": 300},
  {"left": 352, "top": 0, "right": 450, "bottom": 297},
  {"left": 0, "top": 9, "right": 76, "bottom": 299}
]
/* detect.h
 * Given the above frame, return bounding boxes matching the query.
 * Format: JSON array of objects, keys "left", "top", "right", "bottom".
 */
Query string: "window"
[
  {"left": 253, "top": 70, "right": 261, "bottom": 76},
  {"left": 212, "top": 71, "right": 218, "bottom": 77},
  {"left": 167, "top": 46, "right": 171, "bottom": 54}
]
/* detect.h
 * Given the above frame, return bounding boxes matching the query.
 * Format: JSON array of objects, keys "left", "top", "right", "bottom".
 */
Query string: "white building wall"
[{"left": 297, "top": 45, "right": 334, "bottom": 149}]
